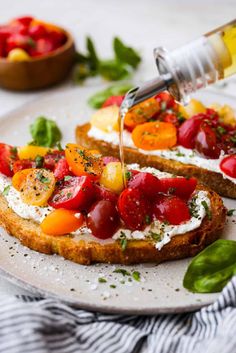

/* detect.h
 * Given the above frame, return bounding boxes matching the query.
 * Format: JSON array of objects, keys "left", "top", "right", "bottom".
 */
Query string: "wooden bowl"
[{"left": 0, "top": 28, "right": 76, "bottom": 91}]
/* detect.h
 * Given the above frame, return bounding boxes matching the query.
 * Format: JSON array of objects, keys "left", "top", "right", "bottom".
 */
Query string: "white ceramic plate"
[{"left": 0, "top": 86, "right": 235, "bottom": 314}]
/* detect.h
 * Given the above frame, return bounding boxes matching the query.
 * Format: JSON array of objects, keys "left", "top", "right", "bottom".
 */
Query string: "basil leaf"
[
  {"left": 98, "top": 59, "right": 130, "bottom": 81},
  {"left": 88, "top": 83, "right": 133, "bottom": 108},
  {"left": 86, "top": 37, "right": 99, "bottom": 71},
  {"left": 183, "top": 239, "right": 236, "bottom": 293},
  {"left": 29, "top": 117, "right": 62, "bottom": 148},
  {"left": 113, "top": 37, "right": 141, "bottom": 69}
]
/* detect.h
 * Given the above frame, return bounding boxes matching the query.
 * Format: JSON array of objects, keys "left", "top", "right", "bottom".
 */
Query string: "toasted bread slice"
[
  {"left": 76, "top": 123, "right": 236, "bottom": 199},
  {"left": 0, "top": 184, "right": 226, "bottom": 265}
]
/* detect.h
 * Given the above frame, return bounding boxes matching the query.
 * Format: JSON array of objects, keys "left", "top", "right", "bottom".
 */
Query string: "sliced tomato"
[
  {"left": 118, "top": 188, "right": 152, "bottom": 230},
  {"left": 127, "top": 172, "right": 161, "bottom": 199},
  {"left": 195, "top": 123, "right": 221, "bottom": 159},
  {"left": 153, "top": 195, "right": 191, "bottom": 225},
  {"left": 178, "top": 114, "right": 205, "bottom": 149},
  {"left": 102, "top": 95, "right": 124, "bottom": 108},
  {"left": 48, "top": 176, "right": 95, "bottom": 210},
  {"left": 53, "top": 158, "right": 71, "bottom": 180},
  {"left": 94, "top": 184, "right": 118, "bottom": 203},
  {"left": 220, "top": 155, "right": 236, "bottom": 178},
  {"left": 159, "top": 177, "right": 197, "bottom": 199},
  {"left": 43, "top": 150, "right": 65, "bottom": 170},
  {"left": 13, "top": 159, "right": 35, "bottom": 174},
  {"left": 87, "top": 200, "right": 120, "bottom": 239},
  {"left": 0, "top": 143, "right": 18, "bottom": 177}
]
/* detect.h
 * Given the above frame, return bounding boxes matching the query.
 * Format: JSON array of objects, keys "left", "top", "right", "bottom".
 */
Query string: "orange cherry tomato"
[
  {"left": 131, "top": 121, "right": 177, "bottom": 150},
  {"left": 41, "top": 209, "right": 84, "bottom": 236},
  {"left": 124, "top": 97, "right": 160, "bottom": 130},
  {"left": 12, "top": 168, "right": 33, "bottom": 191},
  {"left": 65, "top": 144, "right": 103, "bottom": 179}
]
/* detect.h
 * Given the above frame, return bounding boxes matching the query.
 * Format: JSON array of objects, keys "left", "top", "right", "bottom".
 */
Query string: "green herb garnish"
[
  {"left": 145, "top": 215, "right": 151, "bottom": 225},
  {"left": 35, "top": 155, "right": 44, "bottom": 168},
  {"left": 29, "top": 117, "right": 62, "bottom": 148},
  {"left": 216, "top": 126, "right": 227, "bottom": 135},
  {"left": 2, "top": 185, "right": 10, "bottom": 196},
  {"left": 183, "top": 239, "right": 236, "bottom": 293},
  {"left": 64, "top": 175, "right": 72, "bottom": 181},
  {"left": 227, "top": 209, "right": 235, "bottom": 216},
  {"left": 36, "top": 171, "right": 50, "bottom": 184},
  {"left": 98, "top": 277, "right": 107, "bottom": 283},
  {"left": 201, "top": 200, "right": 212, "bottom": 220},
  {"left": 132, "top": 271, "right": 141, "bottom": 282},
  {"left": 110, "top": 284, "right": 116, "bottom": 289},
  {"left": 148, "top": 231, "right": 161, "bottom": 242},
  {"left": 176, "top": 152, "right": 185, "bottom": 157},
  {"left": 113, "top": 268, "right": 131, "bottom": 276}
]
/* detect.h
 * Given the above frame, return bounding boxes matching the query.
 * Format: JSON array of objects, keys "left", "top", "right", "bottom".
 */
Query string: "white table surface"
[{"left": 0, "top": 0, "right": 235, "bottom": 297}]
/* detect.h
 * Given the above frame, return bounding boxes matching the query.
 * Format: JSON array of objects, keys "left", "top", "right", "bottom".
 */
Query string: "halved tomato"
[{"left": 0, "top": 143, "right": 18, "bottom": 177}]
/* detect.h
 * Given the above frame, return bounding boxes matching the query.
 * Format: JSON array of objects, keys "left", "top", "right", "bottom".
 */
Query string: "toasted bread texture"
[
  {"left": 0, "top": 184, "right": 226, "bottom": 265},
  {"left": 76, "top": 123, "right": 236, "bottom": 198}
]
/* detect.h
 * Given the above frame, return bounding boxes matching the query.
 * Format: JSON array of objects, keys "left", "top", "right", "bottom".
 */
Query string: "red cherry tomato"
[
  {"left": 30, "top": 37, "right": 54, "bottom": 57},
  {"left": 43, "top": 151, "right": 65, "bottom": 170},
  {"left": 220, "top": 155, "right": 236, "bottom": 178},
  {"left": 29, "top": 24, "right": 48, "bottom": 39},
  {"left": 102, "top": 156, "right": 119, "bottom": 165},
  {"left": 160, "top": 112, "right": 179, "bottom": 126},
  {"left": 153, "top": 195, "right": 191, "bottom": 225},
  {"left": 159, "top": 177, "right": 197, "bottom": 199},
  {"left": 48, "top": 30, "right": 66, "bottom": 47},
  {"left": 178, "top": 114, "right": 205, "bottom": 149},
  {"left": 127, "top": 172, "right": 161, "bottom": 199},
  {"left": 102, "top": 95, "right": 124, "bottom": 108},
  {"left": 15, "top": 16, "right": 33, "bottom": 27},
  {"left": 87, "top": 200, "right": 120, "bottom": 239},
  {"left": 48, "top": 176, "right": 95, "bottom": 210},
  {"left": 13, "top": 159, "right": 35, "bottom": 174},
  {"left": 155, "top": 91, "right": 176, "bottom": 110},
  {"left": 0, "top": 143, "right": 18, "bottom": 177},
  {"left": 195, "top": 123, "right": 221, "bottom": 159},
  {"left": 6, "top": 33, "right": 35, "bottom": 54},
  {"left": 118, "top": 188, "right": 152, "bottom": 230},
  {"left": 94, "top": 184, "right": 118, "bottom": 203},
  {"left": 53, "top": 158, "right": 71, "bottom": 180}
]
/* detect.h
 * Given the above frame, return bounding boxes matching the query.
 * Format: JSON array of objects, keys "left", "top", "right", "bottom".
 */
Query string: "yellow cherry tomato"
[
  {"left": 91, "top": 105, "right": 120, "bottom": 132},
  {"left": 100, "top": 162, "right": 124, "bottom": 193},
  {"left": 17, "top": 146, "right": 49, "bottom": 160},
  {"left": 7, "top": 49, "right": 31, "bottom": 62},
  {"left": 41, "top": 209, "right": 84, "bottom": 236},
  {"left": 183, "top": 99, "right": 206, "bottom": 118},
  {"left": 13, "top": 168, "right": 55, "bottom": 206}
]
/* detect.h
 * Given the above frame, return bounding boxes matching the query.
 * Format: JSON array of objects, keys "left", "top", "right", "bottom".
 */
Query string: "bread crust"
[
  {"left": 0, "top": 185, "right": 226, "bottom": 265},
  {"left": 76, "top": 123, "right": 236, "bottom": 199}
]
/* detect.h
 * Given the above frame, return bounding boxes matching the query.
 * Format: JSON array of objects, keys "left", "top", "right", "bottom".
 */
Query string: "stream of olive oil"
[{"left": 118, "top": 87, "right": 139, "bottom": 187}]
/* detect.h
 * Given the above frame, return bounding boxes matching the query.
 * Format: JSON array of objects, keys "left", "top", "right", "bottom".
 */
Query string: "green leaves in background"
[
  {"left": 29, "top": 116, "right": 62, "bottom": 148},
  {"left": 73, "top": 36, "right": 141, "bottom": 83},
  {"left": 88, "top": 82, "right": 133, "bottom": 109},
  {"left": 183, "top": 239, "right": 236, "bottom": 293}
]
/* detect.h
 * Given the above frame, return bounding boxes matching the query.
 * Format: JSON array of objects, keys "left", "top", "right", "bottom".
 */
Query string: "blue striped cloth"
[{"left": 0, "top": 276, "right": 235, "bottom": 353}]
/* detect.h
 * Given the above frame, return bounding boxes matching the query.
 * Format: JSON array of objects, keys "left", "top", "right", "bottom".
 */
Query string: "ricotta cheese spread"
[
  {"left": 88, "top": 126, "right": 236, "bottom": 185},
  {"left": 0, "top": 167, "right": 210, "bottom": 251}
]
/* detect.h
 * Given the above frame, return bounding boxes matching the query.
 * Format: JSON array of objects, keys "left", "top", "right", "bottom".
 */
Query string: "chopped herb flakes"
[
  {"left": 201, "top": 201, "right": 212, "bottom": 220},
  {"left": 227, "top": 209, "right": 235, "bottom": 216},
  {"left": 110, "top": 284, "right": 116, "bottom": 289},
  {"left": 145, "top": 215, "right": 151, "bottom": 225},
  {"left": 2, "top": 185, "right": 10, "bottom": 196},
  {"left": 36, "top": 171, "right": 50, "bottom": 184},
  {"left": 148, "top": 231, "right": 162, "bottom": 242},
  {"left": 64, "top": 175, "right": 72, "bottom": 181},
  {"left": 98, "top": 277, "right": 107, "bottom": 283},
  {"left": 119, "top": 231, "right": 128, "bottom": 251},
  {"left": 176, "top": 152, "right": 185, "bottom": 157},
  {"left": 125, "top": 171, "right": 132, "bottom": 181},
  {"left": 113, "top": 268, "right": 131, "bottom": 276},
  {"left": 132, "top": 271, "right": 141, "bottom": 282},
  {"left": 35, "top": 155, "right": 44, "bottom": 168}
]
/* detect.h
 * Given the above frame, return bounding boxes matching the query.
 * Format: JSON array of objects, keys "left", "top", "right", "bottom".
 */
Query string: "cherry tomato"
[
  {"left": 195, "top": 123, "right": 221, "bottom": 159},
  {"left": 118, "top": 188, "right": 152, "bottom": 230},
  {"left": 6, "top": 34, "right": 35, "bottom": 54},
  {"left": 13, "top": 159, "right": 35, "bottom": 174},
  {"left": 94, "top": 184, "right": 118, "bottom": 203},
  {"left": 53, "top": 158, "right": 71, "bottom": 180},
  {"left": 102, "top": 95, "right": 124, "bottom": 108},
  {"left": 29, "top": 37, "right": 54, "bottom": 57},
  {"left": 43, "top": 151, "right": 65, "bottom": 170},
  {"left": 48, "top": 176, "right": 95, "bottom": 210},
  {"left": 153, "top": 195, "right": 191, "bottom": 225},
  {"left": 102, "top": 156, "right": 119, "bottom": 165},
  {"left": 159, "top": 112, "right": 180, "bottom": 126},
  {"left": 159, "top": 177, "right": 197, "bottom": 199},
  {"left": 48, "top": 30, "right": 66, "bottom": 47},
  {"left": 15, "top": 16, "right": 33, "bottom": 27},
  {"left": 29, "top": 24, "right": 48, "bottom": 39},
  {"left": 178, "top": 114, "right": 205, "bottom": 149},
  {"left": 0, "top": 143, "right": 18, "bottom": 177},
  {"left": 87, "top": 200, "right": 120, "bottom": 239},
  {"left": 220, "top": 155, "right": 236, "bottom": 178},
  {"left": 127, "top": 172, "right": 161, "bottom": 199},
  {"left": 155, "top": 91, "right": 176, "bottom": 110}
]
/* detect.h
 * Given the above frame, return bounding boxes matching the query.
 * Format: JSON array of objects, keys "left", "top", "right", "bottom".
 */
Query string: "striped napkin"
[{"left": 0, "top": 276, "right": 235, "bottom": 353}]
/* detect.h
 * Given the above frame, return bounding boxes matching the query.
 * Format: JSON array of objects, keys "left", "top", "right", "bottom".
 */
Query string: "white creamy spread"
[
  {"left": 88, "top": 126, "right": 236, "bottom": 185},
  {"left": 0, "top": 166, "right": 210, "bottom": 251}
]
